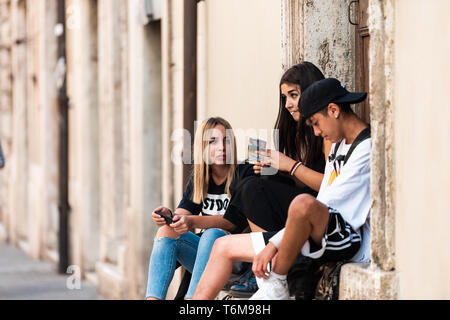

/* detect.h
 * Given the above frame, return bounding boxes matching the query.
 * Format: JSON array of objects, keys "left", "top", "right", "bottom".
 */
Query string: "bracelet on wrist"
[{"left": 290, "top": 161, "right": 303, "bottom": 176}]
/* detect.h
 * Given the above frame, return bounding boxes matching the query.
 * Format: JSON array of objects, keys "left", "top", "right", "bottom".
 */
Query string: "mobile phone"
[
  {"left": 247, "top": 137, "right": 267, "bottom": 164},
  {"left": 155, "top": 210, "right": 174, "bottom": 225}
]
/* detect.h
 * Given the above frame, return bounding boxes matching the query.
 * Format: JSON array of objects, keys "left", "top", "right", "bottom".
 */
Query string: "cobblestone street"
[{"left": 0, "top": 242, "right": 102, "bottom": 300}]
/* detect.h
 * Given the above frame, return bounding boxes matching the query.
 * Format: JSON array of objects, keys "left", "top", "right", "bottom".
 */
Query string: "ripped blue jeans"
[{"left": 145, "top": 228, "right": 226, "bottom": 299}]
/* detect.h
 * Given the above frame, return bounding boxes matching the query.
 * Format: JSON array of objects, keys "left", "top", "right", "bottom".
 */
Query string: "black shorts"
[{"left": 251, "top": 208, "right": 361, "bottom": 263}]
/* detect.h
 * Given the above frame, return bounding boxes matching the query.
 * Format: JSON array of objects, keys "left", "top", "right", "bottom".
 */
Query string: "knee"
[
  {"left": 288, "top": 194, "right": 316, "bottom": 220},
  {"left": 198, "top": 228, "right": 226, "bottom": 251},
  {"left": 210, "top": 235, "right": 231, "bottom": 258},
  {"left": 155, "top": 225, "right": 179, "bottom": 239}
]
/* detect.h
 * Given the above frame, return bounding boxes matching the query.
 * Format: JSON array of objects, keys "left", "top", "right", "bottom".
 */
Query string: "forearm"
[
  {"left": 190, "top": 215, "right": 236, "bottom": 232},
  {"left": 292, "top": 164, "right": 323, "bottom": 192},
  {"left": 280, "top": 157, "right": 323, "bottom": 192}
]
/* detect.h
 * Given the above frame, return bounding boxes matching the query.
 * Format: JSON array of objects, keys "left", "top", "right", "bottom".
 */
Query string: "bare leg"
[
  {"left": 192, "top": 233, "right": 256, "bottom": 300},
  {"left": 155, "top": 224, "right": 180, "bottom": 239},
  {"left": 248, "top": 220, "right": 267, "bottom": 232},
  {"left": 273, "top": 194, "right": 330, "bottom": 275}
]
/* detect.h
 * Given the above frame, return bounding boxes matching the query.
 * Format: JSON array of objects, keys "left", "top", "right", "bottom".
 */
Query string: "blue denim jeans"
[{"left": 145, "top": 228, "right": 226, "bottom": 299}]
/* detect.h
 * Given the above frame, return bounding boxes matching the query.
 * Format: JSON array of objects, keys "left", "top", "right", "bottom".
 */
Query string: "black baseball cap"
[{"left": 298, "top": 78, "right": 367, "bottom": 119}]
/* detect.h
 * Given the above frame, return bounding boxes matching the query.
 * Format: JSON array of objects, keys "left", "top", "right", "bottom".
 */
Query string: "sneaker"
[
  {"left": 249, "top": 276, "right": 290, "bottom": 300},
  {"left": 229, "top": 274, "right": 257, "bottom": 298},
  {"left": 223, "top": 263, "right": 252, "bottom": 291}
]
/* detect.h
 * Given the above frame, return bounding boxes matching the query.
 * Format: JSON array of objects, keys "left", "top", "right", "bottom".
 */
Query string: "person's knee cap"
[
  {"left": 211, "top": 236, "right": 229, "bottom": 256},
  {"left": 155, "top": 225, "right": 178, "bottom": 239},
  {"left": 289, "top": 194, "right": 316, "bottom": 217}
]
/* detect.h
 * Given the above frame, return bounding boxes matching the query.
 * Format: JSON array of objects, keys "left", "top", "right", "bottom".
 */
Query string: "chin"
[{"left": 214, "top": 159, "right": 227, "bottom": 165}]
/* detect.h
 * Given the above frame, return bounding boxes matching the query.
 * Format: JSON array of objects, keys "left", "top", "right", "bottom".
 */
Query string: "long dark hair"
[{"left": 274, "top": 61, "right": 325, "bottom": 166}]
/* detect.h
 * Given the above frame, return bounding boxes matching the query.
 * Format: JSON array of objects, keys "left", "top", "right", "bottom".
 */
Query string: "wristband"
[{"left": 290, "top": 161, "right": 302, "bottom": 176}]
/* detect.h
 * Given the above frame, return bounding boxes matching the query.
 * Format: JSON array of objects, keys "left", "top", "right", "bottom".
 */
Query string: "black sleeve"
[
  {"left": 177, "top": 175, "right": 203, "bottom": 215},
  {"left": 223, "top": 204, "right": 248, "bottom": 234},
  {"left": 237, "top": 163, "right": 256, "bottom": 180},
  {"left": 229, "top": 163, "right": 256, "bottom": 196}
]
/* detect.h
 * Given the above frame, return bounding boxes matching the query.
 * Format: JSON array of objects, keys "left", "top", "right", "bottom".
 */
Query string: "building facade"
[{"left": 0, "top": 0, "right": 449, "bottom": 299}]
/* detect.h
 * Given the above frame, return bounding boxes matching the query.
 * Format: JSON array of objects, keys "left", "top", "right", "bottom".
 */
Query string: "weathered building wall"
[
  {"left": 340, "top": 0, "right": 399, "bottom": 300},
  {"left": 8, "top": 0, "right": 28, "bottom": 250},
  {"left": 302, "top": 0, "right": 355, "bottom": 89},
  {"left": 124, "top": 0, "right": 162, "bottom": 299},
  {"left": 0, "top": 0, "right": 12, "bottom": 241},
  {"left": 341, "top": 0, "right": 450, "bottom": 300},
  {"left": 0, "top": 0, "right": 59, "bottom": 263},
  {"left": 95, "top": 0, "right": 129, "bottom": 299},
  {"left": 66, "top": 0, "right": 100, "bottom": 278},
  {"left": 26, "top": 0, "right": 60, "bottom": 262}
]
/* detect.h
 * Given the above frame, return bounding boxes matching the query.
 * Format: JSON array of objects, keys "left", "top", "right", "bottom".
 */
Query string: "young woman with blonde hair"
[{"left": 145, "top": 117, "right": 253, "bottom": 300}]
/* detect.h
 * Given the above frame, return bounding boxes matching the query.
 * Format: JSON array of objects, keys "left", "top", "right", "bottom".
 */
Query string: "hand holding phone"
[
  {"left": 155, "top": 210, "right": 174, "bottom": 225},
  {"left": 152, "top": 206, "right": 174, "bottom": 226},
  {"left": 247, "top": 138, "right": 267, "bottom": 165}
]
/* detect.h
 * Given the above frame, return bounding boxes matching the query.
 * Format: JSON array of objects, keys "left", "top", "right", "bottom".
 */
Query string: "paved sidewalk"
[{"left": 0, "top": 242, "right": 102, "bottom": 300}]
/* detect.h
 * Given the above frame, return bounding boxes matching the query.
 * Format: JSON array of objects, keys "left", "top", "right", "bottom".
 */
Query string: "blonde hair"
[{"left": 192, "top": 117, "right": 237, "bottom": 204}]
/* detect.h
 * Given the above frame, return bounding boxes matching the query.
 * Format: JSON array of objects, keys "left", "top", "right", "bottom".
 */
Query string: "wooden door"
[{"left": 353, "top": 0, "right": 370, "bottom": 123}]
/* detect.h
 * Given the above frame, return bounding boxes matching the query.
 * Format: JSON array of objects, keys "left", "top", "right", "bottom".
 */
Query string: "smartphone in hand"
[
  {"left": 155, "top": 210, "right": 174, "bottom": 225},
  {"left": 247, "top": 138, "right": 267, "bottom": 164}
]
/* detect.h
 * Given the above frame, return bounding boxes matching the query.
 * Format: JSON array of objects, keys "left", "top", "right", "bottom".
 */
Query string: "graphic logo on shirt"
[
  {"left": 327, "top": 155, "right": 345, "bottom": 186},
  {"left": 327, "top": 169, "right": 339, "bottom": 186},
  {"left": 202, "top": 193, "right": 230, "bottom": 216}
]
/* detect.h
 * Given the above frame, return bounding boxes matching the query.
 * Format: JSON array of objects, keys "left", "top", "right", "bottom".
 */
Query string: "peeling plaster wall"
[{"left": 303, "top": 0, "right": 355, "bottom": 89}]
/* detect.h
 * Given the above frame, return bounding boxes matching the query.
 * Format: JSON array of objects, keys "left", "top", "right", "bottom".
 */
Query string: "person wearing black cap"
[{"left": 248, "top": 78, "right": 371, "bottom": 299}]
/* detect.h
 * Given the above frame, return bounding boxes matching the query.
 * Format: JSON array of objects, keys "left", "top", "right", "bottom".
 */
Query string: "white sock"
[{"left": 270, "top": 271, "right": 287, "bottom": 281}]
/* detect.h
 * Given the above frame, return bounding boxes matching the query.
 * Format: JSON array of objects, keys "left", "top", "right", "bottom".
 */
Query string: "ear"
[{"left": 328, "top": 103, "right": 340, "bottom": 119}]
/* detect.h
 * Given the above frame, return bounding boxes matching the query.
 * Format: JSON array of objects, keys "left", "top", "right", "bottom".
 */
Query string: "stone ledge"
[
  {"left": 96, "top": 262, "right": 127, "bottom": 300},
  {"left": 339, "top": 262, "right": 398, "bottom": 300}
]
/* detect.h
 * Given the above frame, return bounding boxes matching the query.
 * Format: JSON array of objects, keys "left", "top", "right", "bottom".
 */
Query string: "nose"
[
  {"left": 217, "top": 140, "right": 226, "bottom": 152},
  {"left": 285, "top": 97, "right": 294, "bottom": 110},
  {"left": 313, "top": 126, "right": 322, "bottom": 137}
]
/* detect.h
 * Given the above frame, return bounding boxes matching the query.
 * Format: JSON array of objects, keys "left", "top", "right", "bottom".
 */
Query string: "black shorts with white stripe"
[{"left": 261, "top": 208, "right": 361, "bottom": 263}]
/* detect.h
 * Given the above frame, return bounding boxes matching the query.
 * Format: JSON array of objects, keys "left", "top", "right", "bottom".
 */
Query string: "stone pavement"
[{"left": 0, "top": 242, "right": 102, "bottom": 300}]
